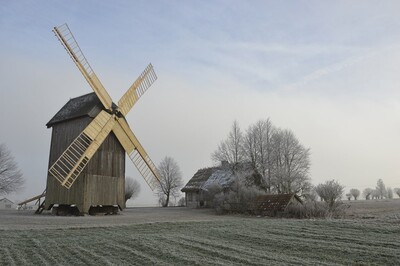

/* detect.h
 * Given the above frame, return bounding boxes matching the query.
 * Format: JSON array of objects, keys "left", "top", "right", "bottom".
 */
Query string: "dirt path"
[{"left": 0, "top": 207, "right": 237, "bottom": 230}]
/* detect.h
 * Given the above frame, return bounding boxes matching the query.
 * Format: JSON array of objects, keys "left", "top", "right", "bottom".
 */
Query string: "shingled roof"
[
  {"left": 181, "top": 162, "right": 257, "bottom": 192},
  {"left": 255, "top": 193, "right": 302, "bottom": 212},
  {"left": 46, "top": 92, "right": 117, "bottom": 128}
]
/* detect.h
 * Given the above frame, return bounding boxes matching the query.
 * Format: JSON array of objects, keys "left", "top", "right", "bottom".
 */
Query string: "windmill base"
[{"left": 51, "top": 205, "right": 120, "bottom": 216}]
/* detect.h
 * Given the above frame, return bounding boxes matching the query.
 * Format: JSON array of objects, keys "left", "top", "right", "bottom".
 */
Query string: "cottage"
[
  {"left": 0, "top": 198, "right": 16, "bottom": 209},
  {"left": 181, "top": 162, "right": 260, "bottom": 208}
]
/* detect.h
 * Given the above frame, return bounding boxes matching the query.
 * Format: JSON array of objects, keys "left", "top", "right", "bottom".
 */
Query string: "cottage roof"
[
  {"left": 255, "top": 193, "right": 302, "bottom": 212},
  {"left": 181, "top": 162, "right": 256, "bottom": 192},
  {"left": 46, "top": 93, "right": 117, "bottom": 128},
  {"left": 0, "top": 198, "right": 14, "bottom": 204}
]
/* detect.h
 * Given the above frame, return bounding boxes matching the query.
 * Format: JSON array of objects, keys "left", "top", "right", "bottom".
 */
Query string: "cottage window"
[
  {"left": 5, "top": 204, "right": 11, "bottom": 208},
  {"left": 188, "top": 193, "right": 193, "bottom": 202}
]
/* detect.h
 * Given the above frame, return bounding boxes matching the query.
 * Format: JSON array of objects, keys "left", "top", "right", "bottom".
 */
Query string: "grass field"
[{"left": 1, "top": 200, "right": 399, "bottom": 265}]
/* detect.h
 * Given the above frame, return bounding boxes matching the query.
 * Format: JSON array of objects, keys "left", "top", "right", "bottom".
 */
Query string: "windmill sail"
[
  {"left": 113, "top": 120, "right": 160, "bottom": 190},
  {"left": 48, "top": 111, "right": 116, "bottom": 188},
  {"left": 53, "top": 23, "right": 113, "bottom": 110},
  {"left": 118, "top": 64, "right": 157, "bottom": 116}
]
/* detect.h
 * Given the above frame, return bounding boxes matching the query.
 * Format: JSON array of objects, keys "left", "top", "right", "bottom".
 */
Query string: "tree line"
[
  {"left": 345, "top": 179, "right": 400, "bottom": 200},
  {"left": 212, "top": 119, "right": 311, "bottom": 196}
]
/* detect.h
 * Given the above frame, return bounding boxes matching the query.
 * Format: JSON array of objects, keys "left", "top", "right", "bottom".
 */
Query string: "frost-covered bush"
[
  {"left": 202, "top": 182, "right": 223, "bottom": 208},
  {"left": 213, "top": 177, "right": 264, "bottom": 214},
  {"left": 284, "top": 200, "right": 347, "bottom": 219},
  {"left": 177, "top": 197, "right": 185, "bottom": 207},
  {"left": 315, "top": 180, "right": 344, "bottom": 211}
]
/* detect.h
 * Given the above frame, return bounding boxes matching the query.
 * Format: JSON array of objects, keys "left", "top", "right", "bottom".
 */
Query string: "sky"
[{"left": 1, "top": 1, "right": 400, "bottom": 205}]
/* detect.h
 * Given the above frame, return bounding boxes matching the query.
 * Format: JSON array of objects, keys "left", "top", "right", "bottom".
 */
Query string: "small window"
[
  {"left": 188, "top": 193, "right": 193, "bottom": 202},
  {"left": 5, "top": 204, "right": 11, "bottom": 208}
]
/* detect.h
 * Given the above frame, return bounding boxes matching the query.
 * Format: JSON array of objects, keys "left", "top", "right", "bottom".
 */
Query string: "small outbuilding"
[
  {"left": 0, "top": 198, "right": 16, "bottom": 209},
  {"left": 254, "top": 193, "right": 303, "bottom": 215}
]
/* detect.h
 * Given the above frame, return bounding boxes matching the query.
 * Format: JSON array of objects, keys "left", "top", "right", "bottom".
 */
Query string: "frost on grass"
[{"left": 0, "top": 217, "right": 399, "bottom": 265}]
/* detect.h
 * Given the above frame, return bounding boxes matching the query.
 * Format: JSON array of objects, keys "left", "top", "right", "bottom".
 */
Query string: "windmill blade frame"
[
  {"left": 53, "top": 23, "right": 113, "bottom": 110},
  {"left": 48, "top": 111, "right": 116, "bottom": 188},
  {"left": 112, "top": 119, "right": 161, "bottom": 190},
  {"left": 118, "top": 63, "right": 157, "bottom": 116}
]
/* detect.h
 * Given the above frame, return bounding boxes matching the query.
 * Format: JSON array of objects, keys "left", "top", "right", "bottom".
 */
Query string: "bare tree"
[
  {"left": 125, "top": 176, "right": 141, "bottom": 203},
  {"left": 156, "top": 156, "right": 183, "bottom": 207},
  {"left": 350, "top": 188, "right": 360, "bottom": 200},
  {"left": 243, "top": 119, "right": 275, "bottom": 192},
  {"left": 376, "top": 179, "right": 387, "bottom": 199},
  {"left": 363, "top": 188, "right": 373, "bottom": 200},
  {"left": 315, "top": 180, "right": 344, "bottom": 210},
  {"left": 0, "top": 144, "right": 24, "bottom": 195},
  {"left": 212, "top": 121, "right": 245, "bottom": 168},
  {"left": 387, "top": 187, "right": 393, "bottom": 199},
  {"left": 272, "top": 129, "right": 311, "bottom": 194},
  {"left": 394, "top": 188, "right": 400, "bottom": 198}
]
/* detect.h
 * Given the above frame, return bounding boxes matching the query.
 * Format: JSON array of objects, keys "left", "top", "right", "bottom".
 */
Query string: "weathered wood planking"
[{"left": 45, "top": 116, "right": 125, "bottom": 213}]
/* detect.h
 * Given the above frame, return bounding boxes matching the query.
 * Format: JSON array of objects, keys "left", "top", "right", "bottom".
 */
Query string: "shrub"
[
  {"left": 284, "top": 200, "right": 347, "bottom": 219},
  {"left": 315, "top": 180, "right": 344, "bottom": 211},
  {"left": 177, "top": 197, "right": 185, "bottom": 207},
  {"left": 213, "top": 177, "right": 264, "bottom": 214}
]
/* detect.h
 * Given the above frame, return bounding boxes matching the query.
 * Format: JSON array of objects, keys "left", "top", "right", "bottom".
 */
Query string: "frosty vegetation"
[
  {"left": 0, "top": 143, "right": 24, "bottom": 195},
  {"left": 125, "top": 176, "right": 141, "bottom": 203},
  {"left": 212, "top": 119, "right": 311, "bottom": 196},
  {"left": 207, "top": 120, "right": 352, "bottom": 218},
  {"left": 156, "top": 156, "right": 184, "bottom": 207}
]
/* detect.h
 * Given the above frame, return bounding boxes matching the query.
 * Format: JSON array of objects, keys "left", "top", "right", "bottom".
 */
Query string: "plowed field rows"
[{"left": 1, "top": 217, "right": 399, "bottom": 265}]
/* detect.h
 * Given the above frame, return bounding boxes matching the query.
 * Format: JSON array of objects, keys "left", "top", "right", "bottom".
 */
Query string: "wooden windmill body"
[
  {"left": 45, "top": 93, "right": 125, "bottom": 213},
  {"left": 44, "top": 24, "right": 160, "bottom": 214}
]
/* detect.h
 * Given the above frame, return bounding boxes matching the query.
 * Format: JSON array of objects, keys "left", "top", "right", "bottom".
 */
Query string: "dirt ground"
[
  {"left": 0, "top": 207, "right": 237, "bottom": 230},
  {"left": 1, "top": 198, "right": 399, "bottom": 231}
]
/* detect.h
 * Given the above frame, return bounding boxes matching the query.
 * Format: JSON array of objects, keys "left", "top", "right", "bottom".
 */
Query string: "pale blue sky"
[{"left": 1, "top": 1, "right": 400, "bottom": 204}]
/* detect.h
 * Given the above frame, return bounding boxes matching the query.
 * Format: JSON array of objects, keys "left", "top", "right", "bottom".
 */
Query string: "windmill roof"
[
  {"left": 181, "top": 162, "right": 256, "bottom": 192},
  {"left": 46, "top": 92, "right": 111, "bottom": 127}
]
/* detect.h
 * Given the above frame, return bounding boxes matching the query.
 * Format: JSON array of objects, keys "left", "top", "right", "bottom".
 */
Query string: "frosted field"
[{"left": 1, "top": 200, "right": 399, "bottom": 265}]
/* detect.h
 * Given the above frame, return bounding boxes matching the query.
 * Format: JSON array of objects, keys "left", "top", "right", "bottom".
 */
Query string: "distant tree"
[
  {"left": 350, "top": 188, "right": 360, "bottom": 200},
  {"left": 212, "top": 121, "right": 245, "bottom": 168},
  {"left": 394, "top": 188, "right": 400, "bottom": 198},
  {"left": 345, "top": 193, "right": 352, "bottom": 201},
  {"left": 156, "top": 156, "right": 184, "bottom": 207},
  {"left": 0, "top": 144, "right": 24, "bottom": 195},
  {"left": 371, "top": 189, "right": 380, "bottom": 200},
  {"left": 387, "top": 187, "right": 393, "bottom": 199},
  {"left": 363, "top": 188, "right": 373, "bottom": 200},
  {"left": 315, "top": 180, "right": 344, "bottom": 210},
  {"left": 376, "top": 179, "right": 387, "bottom": 199},
  {"left": 125, "top": 176, "right": 141, "bottom": 203}
]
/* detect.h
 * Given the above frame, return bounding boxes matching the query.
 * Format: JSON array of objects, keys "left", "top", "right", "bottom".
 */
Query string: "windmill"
[{"left": 44, "top": 23, "right": 160, "bottom": 214}]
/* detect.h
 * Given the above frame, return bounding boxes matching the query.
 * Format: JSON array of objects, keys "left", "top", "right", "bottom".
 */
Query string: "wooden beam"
[{"left": 18, "top": 192, "right": 46, "bottom": 206}]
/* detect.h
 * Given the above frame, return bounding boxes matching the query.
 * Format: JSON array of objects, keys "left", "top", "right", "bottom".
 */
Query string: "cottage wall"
[
  {"left": 185, "top": 191, "right": 200, "bottom": 208},
  {"left": 0, "top": 199, "right": 15, "bottom": 209}
]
